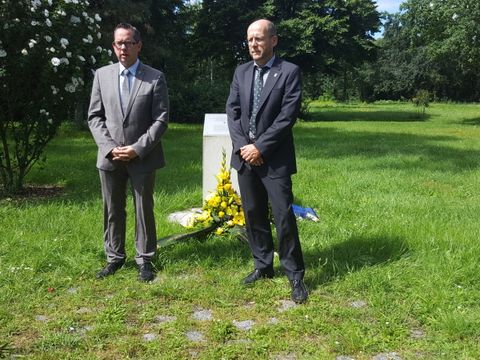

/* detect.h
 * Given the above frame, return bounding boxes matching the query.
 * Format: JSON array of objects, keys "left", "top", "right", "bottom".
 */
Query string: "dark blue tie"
[{"left": 249, "top": 66, "right": 268, "bottom": 140}]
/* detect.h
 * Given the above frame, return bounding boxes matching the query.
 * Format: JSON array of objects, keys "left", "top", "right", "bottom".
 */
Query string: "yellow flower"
[
  {"left": 218, "top": 211, "right": 225, "bottom": 218},
  {"left": 215, "top": 227, "right": 224, "bottom": 235}
]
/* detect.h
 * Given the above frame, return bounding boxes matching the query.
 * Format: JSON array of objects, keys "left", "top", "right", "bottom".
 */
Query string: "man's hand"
[
  {"left": 240, "top": 144, "right": 264, "bottom": 166},
  {"left": 111, "top": 146, "right": 138, "bottom": 161}
]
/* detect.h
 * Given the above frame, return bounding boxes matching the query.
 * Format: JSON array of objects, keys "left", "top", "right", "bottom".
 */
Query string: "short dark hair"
[{"left": 114, "top": 23, "right": 142, "bottom": 42}]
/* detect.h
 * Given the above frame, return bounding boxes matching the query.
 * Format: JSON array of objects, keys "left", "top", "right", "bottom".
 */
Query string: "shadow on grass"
[
  {"left": 304, "top": 110, "right": 429, "bottom": 122},
  {"left": 296, "top": 127, "right": 480, "bottom": 171},
  {"left": 461, "top": 117, "right": 480, "bottom": 126},
  {"left": 304, "top": 234, "right": 409, "bottom": 291},
  {"left": 155, "top": 233, "right": 251, "bottom": 270}
]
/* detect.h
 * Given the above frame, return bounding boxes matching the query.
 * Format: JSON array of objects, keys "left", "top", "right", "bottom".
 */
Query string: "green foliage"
[
  {"left": 169, "top": 80, "right": 230, "bottom": 123},
  {"left": 0, "top": 0, "right": 109, "bottom": 194},
  {"left": 412, "top": 89, "right": 430, "bottom": 118}
]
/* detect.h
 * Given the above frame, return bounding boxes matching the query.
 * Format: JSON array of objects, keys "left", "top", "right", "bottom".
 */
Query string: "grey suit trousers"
[{"left": 99, "top": 166, "right": 156, "bottom": 265}]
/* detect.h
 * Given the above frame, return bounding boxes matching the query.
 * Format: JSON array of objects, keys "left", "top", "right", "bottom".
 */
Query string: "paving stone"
[
  {"left": 336, "top": 356, "right": 355, "bottom": 360},
  {"left": 233, "top": 319, "right": 255, "bottom": 331},
  {"left": 268, "top": 317, "right": 279, "bottom": 325},
  {"left": 350, "top": 300, "right": 367, "bottom": 309},
  {"left": 193, "top": 309, "right": 213, "bottom": 321},
  {"left": 277, "top": 300, "right": 297, "bottom": 312},
  {"left": 186, "top": 330, "right": 205, "bottom": 342},
  {"left": 143, "top": 333, "right": 157, "bottom": 341},
  {"left": 410, "top": 329, "right": 425, "bottom": 339},
  {"left": 154, "top": 315, "right": 177, "bottom": 323},
  {"left": 76, "top": 307, "right": 91, "bottom": 314},
  {"left": 35, "top": 315, "right": 48, "bottom": 322},
  {"left": 271, "top": 353, "right": 297, "bottom": 360},
  {"left": 372, "top": 352, "right": 403, "bottom": 360}
]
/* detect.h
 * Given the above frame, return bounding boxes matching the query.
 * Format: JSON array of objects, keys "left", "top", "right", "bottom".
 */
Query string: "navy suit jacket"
[{"left": 226, "top": 57, "right": 301, "bottom": 178}]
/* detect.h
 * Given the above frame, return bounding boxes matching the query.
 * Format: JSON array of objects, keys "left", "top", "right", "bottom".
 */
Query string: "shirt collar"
[
  {"left": 119, "top": 59, "right": 140, "bottom": 75},
  {"left": 254, "top": 55, "right": 275, "bottom": 69}
]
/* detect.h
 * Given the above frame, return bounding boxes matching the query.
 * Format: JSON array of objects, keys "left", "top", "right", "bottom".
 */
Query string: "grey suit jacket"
[
  {"left": 88, "top": 62, "right": 169, "bottom": 173},
  {"left": 226, "top": 57, "right": 301, "bottom": 178}
]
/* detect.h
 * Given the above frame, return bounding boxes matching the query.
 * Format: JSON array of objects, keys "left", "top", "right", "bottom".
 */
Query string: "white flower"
[
  {"left": 95, "top": 13, "right": 101, "bottom": 22},
  {"left": 107, "top": 49, "right": 112, "bottom": 56},
  {"left": 50, "top": 85, "right": 59, "bottom": 94},
  {"left": 61, "top": 57, "right": 69, "bottom": 65},
  {"left": 28, "top": 39, "right": 37, "bottom": 48},
  {"left": 452, "top": 13, "right": 459, "bottom": 20},
  {"left": 47, "top": 0, "right": 52, "bottom": 5},
  {"left": 71, "top": 77, "right": 79, "bottom": 86},
  {"left": 60, "top": 38, "right": 69, "bottom": 49},
  {"left": 49, "top": 47, "right": 55, "bottom": 53},
  {"left": 87, "top": 34, "right": 93, "bottom": 42},
  {"left": 44, "top": 9, "right": 49, "bottom": 17},
  {"left": 70, "top": 15, "right": 81, "bottom": 24},
  {"left": 78, "top": 55, "right": 86, "bottom": 62},
  {"left": 31, "top": 0, "right": 41, "bottom": 8},
  {"left": 82, "top": 12, "right": 88, "bottom": 18},
  {"left": 96, "top": 46, "right": 103, "bottom": 53},
  {"left": 51, "top": 57, "right": 61, "bottom": 66},
  {"left": 88, "top": 17, "right": 94, "bottom": 24},
  {"left": 46, "top": 19, "right": 52, "bottom": 27},
  {"left": 21, "top": 49, "right": 28, "bottom": 55},
  {"left": 97, "top": 32, "right": 102, "bottom": 39},
  {"left": 40, "top": 109, "right": 47, "bottom": 114},
  {"left": 31, "top": 20, "right": 38, "bottom": 26},
  {"left": 0, "top": 49, "right": 6, "bottom": 57},
  {"left": 90, "top": 55, "right": 96, "bottom": 64},
  {"left": 48, "top": 119, "right": 53, "bottom": 125},
  {"left": 66, "top": 51, "right": 72, "bottom": 58},
  {"left": 65, "top": 83, "right": 76, "bottom": 93},
  {"left": 44, "top": 35, "right": 52, "bottom": 43},
  {"left": 57, "top": 9, "right": 66, "bottom": 16}
]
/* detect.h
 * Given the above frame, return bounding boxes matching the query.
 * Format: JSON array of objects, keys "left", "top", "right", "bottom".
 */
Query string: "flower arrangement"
[{"left": 188, "top": 150, "right": 245, "bottom": 235}]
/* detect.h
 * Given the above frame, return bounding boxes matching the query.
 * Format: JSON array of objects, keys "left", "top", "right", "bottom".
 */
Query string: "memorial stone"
[{"left": 203, "top": 114, "right": 239, "bottom": 199}]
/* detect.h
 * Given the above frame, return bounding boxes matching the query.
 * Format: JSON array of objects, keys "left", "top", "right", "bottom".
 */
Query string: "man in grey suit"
[
  {"left": 88, "top": 23, "right": 169, "bottom": 282},
  {"left": 227, "top": 19, "right": 308, "bottom": 303}
]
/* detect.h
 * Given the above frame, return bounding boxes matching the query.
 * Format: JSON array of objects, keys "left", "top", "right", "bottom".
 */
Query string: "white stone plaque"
[{"left": 203, "top": 114, "right": 239, "bottom": 200}]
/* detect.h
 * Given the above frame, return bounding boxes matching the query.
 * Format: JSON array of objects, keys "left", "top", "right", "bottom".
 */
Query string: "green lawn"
[{"left": 1, "top": 102, "right": 479, "bottom": 359}]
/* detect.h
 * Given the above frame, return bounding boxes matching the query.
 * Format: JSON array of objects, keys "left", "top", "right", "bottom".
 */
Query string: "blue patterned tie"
[{"left": 249, "top": 66, "right": 268, "bottom": 140}]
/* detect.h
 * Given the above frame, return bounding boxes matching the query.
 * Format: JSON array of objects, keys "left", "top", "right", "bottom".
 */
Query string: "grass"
[{"left": 1, "top": 101, "right": 480, "bottom": 359}]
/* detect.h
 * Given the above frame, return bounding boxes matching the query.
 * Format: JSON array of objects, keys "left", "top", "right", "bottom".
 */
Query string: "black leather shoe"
[
  {"left": 96, "top": 261, "right": 124, "bottom": 279},
  {"left": 242, "top": 269, "right": 274, "bottom": 285},
  {"left": 290, "top": 279, "right": 308, "bottom": 303},
  {"left": 138, "top": 262, "right": 155, "bottom": 282}
]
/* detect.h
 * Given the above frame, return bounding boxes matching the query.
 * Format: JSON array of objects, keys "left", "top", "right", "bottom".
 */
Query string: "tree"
[
  {"left": 394, "top": 0, "right": 480, "bottom": 100},
  {"left": 0, "top": 0, "right": 109, "bottom": 194}
]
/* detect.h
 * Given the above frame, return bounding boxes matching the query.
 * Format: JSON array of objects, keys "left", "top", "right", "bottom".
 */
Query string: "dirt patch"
[{"left": 1, "top": 185, "right": 64, "bottom": 200}]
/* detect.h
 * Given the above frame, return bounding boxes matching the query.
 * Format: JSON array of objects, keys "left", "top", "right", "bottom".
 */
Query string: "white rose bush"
[{"left": 0, "top": 0, "right": 110, "bottom": 194}]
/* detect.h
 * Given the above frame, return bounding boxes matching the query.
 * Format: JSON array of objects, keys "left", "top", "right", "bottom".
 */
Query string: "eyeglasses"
[{"left": 112, "top": 41, "right": 138, "bottom": 49}]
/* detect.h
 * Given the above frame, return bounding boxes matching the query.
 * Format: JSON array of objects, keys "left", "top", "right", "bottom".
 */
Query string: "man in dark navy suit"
[{"left": 226, "top": 19, "right": 308, "bottom": 303}]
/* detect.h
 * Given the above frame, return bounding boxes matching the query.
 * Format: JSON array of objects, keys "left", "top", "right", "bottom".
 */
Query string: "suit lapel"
[
  {"left": 257, "top": 58, "right": 281, "bottom": 111},
  {"left": 123, "top": 63, "right": 145, "bottom": 120},
  {"left": 112, "top": 66, "right": 124, "bottom": 117}
]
